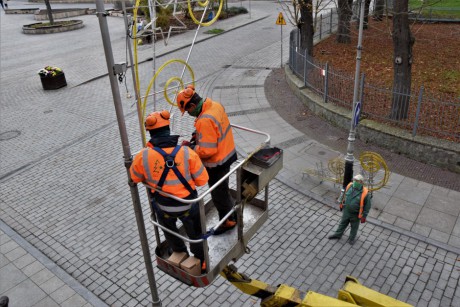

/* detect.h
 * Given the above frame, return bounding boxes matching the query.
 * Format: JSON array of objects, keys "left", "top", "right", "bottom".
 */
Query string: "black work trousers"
[
  {"left": 207, "top": 165, "right": 235, "bottom": 221},
  {"left": 154, "top": 201, "right": 205, "bottom": 262}
]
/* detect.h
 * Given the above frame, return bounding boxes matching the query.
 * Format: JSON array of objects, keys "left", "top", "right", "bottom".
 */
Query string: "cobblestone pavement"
[{"left": 1, "top": 1, "right": 460, "bottom": 306}]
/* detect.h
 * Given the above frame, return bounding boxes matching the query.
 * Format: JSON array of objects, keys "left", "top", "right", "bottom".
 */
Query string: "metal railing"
[
  {"left": 144, "top": 124, "right": 271, "bottom": 243},
  {"left": 289, "top": 30, "right": 460, "bottom": 142}
]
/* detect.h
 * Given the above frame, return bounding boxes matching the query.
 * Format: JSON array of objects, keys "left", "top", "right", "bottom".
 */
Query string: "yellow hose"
[
  {"left": 141, "top": 59, "right": 195, "bottom": 142},
  {"left": 359, "top": 151, "right": 390, "bottom": 192},
  {"left": 197, "top": 0, "right": 210, "bottom": 7},
  {"left": 188, "top": 0, "right": 223, "bottom": 26},
  {"left": 132, "top": 0, "right": 146, "bottom": 143}
]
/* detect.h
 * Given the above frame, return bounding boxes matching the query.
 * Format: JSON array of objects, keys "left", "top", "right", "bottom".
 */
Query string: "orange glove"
[{"left": 360, "top": 217, "right": 366, "bottom": 223}]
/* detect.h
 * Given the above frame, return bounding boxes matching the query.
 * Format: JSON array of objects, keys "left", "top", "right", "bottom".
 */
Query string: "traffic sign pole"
[
  {"left": 276, "top": 12, "right": 286, "bottom": 68},
  {"left": 281, "top": 22, "right": 283, "bottom": 67}
]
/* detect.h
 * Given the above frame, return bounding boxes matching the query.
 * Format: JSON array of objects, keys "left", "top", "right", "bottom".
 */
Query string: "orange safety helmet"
[
  {"left": 176, "top": 85, "right": 196, "bottom": 114},
  {"left": 144, "top": 110, "right": 170, "bottom": 130}
]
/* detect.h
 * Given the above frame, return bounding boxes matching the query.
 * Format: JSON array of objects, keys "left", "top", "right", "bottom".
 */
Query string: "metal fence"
[
  {"left": 408, "top": 8, "right": 460, "bottom": 22},
  {"left": 289, "top": 29, "right": 460, "bottom": 143}
]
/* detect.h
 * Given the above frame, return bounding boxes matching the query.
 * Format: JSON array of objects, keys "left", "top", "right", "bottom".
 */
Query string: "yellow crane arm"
[
  {"left": 220, "top": 265, "right": 412, "bottom": 307},
  {"left": 220, "top": 265, "right": 279, "bottom": 301}
]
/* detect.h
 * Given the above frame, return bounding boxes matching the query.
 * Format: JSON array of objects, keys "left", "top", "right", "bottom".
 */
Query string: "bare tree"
[
  {"left": 363, "top": 0, "right": 371, "bottom": 28},
  {"left": 390, "top": 0, "right": 414, "bottom": 120},
  {"left": 312, "top": 0, "right": 335, "bottom": 30},
  {"left": 279, "top": 0, "right": 314, "bottom": 56},
  {"left": 44, "top": 0, "right": 54, "bottom": 24},
  {"left": 336, "top": 0, "right": 353, "bottom": 43},
  {"left": 299, "top": 0, "right": 314, "bottom": 55},
  {"left": 373, "top": 0, "right": 385, "bottom": 21},
  {"left": 355, "top": 0, "right": 371, "bottom": 29}
]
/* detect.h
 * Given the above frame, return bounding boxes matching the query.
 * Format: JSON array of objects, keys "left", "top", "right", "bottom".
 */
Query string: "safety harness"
[
  {"left": 152, "top": 146, "right": 195, "bottom": 217},
  {"left": 340, "top": 182, "right": 369, "bottom": 218}
]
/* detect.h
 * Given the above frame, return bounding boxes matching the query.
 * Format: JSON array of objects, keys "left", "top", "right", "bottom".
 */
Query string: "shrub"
[
  {"left": 227, "top": 6, "right": 248, "bottom": 15},
  {"left": 155, "top": 14, "right": 170, "bottom": 29}
]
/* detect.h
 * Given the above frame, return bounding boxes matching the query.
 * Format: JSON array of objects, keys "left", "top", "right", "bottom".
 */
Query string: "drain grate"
[{"left": 0, "top": 130, "right": 21, "bottom": 141}]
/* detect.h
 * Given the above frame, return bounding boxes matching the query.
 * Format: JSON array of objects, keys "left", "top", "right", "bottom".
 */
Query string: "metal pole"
[
  {"left": 319, "top": 14, "right": 322, "bottom": 40},
  {"left": 121, "top": 1, "right": 145, "bottom": 146},
  {"left": 359, "top": 73, "right": 365, "bottom": 105},
  {"left": 303, "top": 49, "right": 307, "bottom": 86},
  {"left": 323, "top": 62, "right": 329, "bottom": 103},
  {"left": 340, "top": 0, "right": 365, "bottom": 197},
  {"left": 121, "top": 1, "right": 162, "bottom": 246},
  {"left": 281, "top": 23, "right": 283, "bottom": 68},
  {"left": 329, "top": 8, "right": 333, "bottom": 34},
  {"left": 412, "top": 86, "right": 424, "bottom": 137},
  {"left": 95, "top": 1, "right": 162, "bottom": 306},
  {"left": 148, "top": 0, "right": 157, "bottom": 111},
  {"left": 249, "top": 0, "right": 251, "bottom": 19}
]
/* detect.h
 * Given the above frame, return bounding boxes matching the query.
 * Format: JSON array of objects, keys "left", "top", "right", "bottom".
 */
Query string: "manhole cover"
[{"left": 0, "top": 130, "right": 21, "bottom": 141}]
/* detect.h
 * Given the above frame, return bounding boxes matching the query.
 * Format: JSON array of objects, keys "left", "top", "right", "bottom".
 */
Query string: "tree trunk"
[
  {"left": 356, "top": 0, "right": 372, "bottom": 29},
  {"left": 364, "top": 0, "right": 371, "bottom": 28},
  {"left": 299, "top": 0, "right": 314, "bottom": 56},
  {"left": 336, "top": 0, "right": 353, "bottom": 43},
  {"left": 44, "top": 0, "right": 54, "bottom": 24},
  {"left": 390, "top": 0, "right": 414, "bottom": 120},
  {"left": 373, "top": 0, "right": 384, "bottom": 21}
]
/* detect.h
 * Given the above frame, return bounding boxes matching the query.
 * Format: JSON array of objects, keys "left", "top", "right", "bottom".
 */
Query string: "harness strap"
[{"left": 155, "top": 146, "right": 195, "bottom": 195}]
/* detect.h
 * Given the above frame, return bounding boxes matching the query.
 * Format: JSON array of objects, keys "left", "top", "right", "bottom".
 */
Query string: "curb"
[{"left": 0, "top": 219, "right": 109, "bottom": 307}]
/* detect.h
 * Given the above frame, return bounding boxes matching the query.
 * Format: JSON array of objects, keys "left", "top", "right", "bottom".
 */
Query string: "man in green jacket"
[{"left": 328, "top": 174, "right": 371, "bottom": 245}]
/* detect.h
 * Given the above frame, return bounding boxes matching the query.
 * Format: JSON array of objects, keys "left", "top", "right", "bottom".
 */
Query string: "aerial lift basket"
[{"left": 151, "top": 126, "right": 283, "bottom": 287}]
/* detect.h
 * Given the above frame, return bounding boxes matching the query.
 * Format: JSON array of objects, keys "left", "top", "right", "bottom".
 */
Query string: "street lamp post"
[
  {"left": 95, "top": 1, "right": 162, "bottom": 306},
  {"left": 340, "top": 0, "right": 366, "bottom": 201}
]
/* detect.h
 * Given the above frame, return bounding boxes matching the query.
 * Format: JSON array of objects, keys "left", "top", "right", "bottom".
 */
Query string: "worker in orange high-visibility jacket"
[
  {"left": 328, "top": 174, "right": 371, "bottom": 245},
  {"left": 130, "top": 110, "right": 209, "bottom": 270},
  {"left": 177, "top": 85, "right": 238, "bottom": 235}
]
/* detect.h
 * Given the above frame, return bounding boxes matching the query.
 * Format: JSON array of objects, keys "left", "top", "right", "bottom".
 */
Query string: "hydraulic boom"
[{"left": 221, "top": 265, "right": 412, "bottom": 307}]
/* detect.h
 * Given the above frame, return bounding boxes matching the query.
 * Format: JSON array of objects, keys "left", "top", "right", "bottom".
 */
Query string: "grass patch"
[
  {"left": 204, "top": 28, "right": 225, "bottom": 35},
  {"left": 440, "top": 70, "right": 460, "bottom": 95},
  {"left": 409, "top": 0, "right": 460, "bottom": 8},
  {"left": 409, "top": 0, "right": 460, "bottom": 18}
]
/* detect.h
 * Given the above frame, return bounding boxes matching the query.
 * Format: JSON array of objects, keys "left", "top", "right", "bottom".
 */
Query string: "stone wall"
[{"left": 285, "top": 66, "right": 460, "bottom": 174}]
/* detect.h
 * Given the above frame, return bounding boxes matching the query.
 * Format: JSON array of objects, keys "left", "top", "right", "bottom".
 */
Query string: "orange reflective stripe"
[
  {"left": 129, "top": 146, "right": 209, "bottom": 199},
  {"left": 194, "top": 99, "right": 236, "bottom": 167},
  {"left": 340, "top": 183, "right": 368, "bottom": 218},
  {"left": 358, "top": 187, "right": 369, "bottom": 218}
]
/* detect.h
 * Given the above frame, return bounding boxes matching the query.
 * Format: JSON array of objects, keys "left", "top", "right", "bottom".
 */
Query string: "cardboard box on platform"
[
  {"left": 166, "top": 252, "right": 188, "bottom": 267},
  {"left": 180, "top": 256, "right": 201, "bottom": 276}
]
